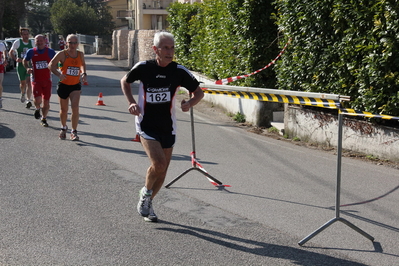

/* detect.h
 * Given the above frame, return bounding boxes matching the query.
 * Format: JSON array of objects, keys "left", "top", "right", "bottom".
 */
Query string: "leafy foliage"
[
  {"left": 1, "top": 0, "right": 28, "bottom": 38},
  {"left": 168, "top": 0, "right": 399, "bottom": 118},
  {"left": 26, "top": 1, "right": 52, "bottom": 36},
  {"left": 50, "top": 0, "right": 97, "bottom": 36},
  {"left": 167, "top": 2, "right": 201, "bottom": 69},
  {"left": 50, "top": 0, "right": 114, "bottom": 36},
  {"left": 1, "top": 0, "right": 114, "bottom": 38},
  {"left": 273, "top": 0, "right": 399, "bottom": 117},
  {"left": 167, "top": 0, "right": 279, "bottom": 88}
]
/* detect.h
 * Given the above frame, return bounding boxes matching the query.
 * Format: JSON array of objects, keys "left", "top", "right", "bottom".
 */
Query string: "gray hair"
[
  {"left": 34, "top": 34, "right": 45, "bottom": 40},
  {"left": 153, "top": 31, "right": 174, "bottom": 47},
  {"left": 66, "top": 34, "right": 78, "bottom": 42}
]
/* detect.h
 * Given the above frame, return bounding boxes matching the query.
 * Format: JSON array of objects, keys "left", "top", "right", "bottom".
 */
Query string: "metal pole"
[
  {"left": 298, "top": 111, "right": 374, "bottom": 246},
  {"left": 165, "top": 100, "right": 225, "bottom": 188},
  {"left": 336, "top": 112, "right": 343, "bottom": 218},
  {"left": 190, "top": 106, "right": 196, "bottom": 164}
]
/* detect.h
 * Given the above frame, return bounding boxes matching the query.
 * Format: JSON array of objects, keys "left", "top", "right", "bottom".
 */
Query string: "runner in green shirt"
[{"left": 10, "top": 28, "right": 35, "bottom": 108}]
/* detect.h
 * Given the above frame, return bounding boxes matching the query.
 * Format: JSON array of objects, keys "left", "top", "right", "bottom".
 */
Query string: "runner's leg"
[
  {"left": 140, "top": 137, "right": 173, "bottom": 198},
  {"left": 69, "top": 90, "right": 81, "bottom": 130},
  {"left": 59, "top": 97, "right": 69, "bottom": 127}
]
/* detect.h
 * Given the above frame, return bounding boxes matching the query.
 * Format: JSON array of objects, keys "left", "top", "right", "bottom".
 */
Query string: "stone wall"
[
  {"left": 118, "top": 30, "right": 130, "bottom": 60},
  {"left": 111, "top": 31, "right": 118, "bottom": 59},
  {"left": 129, "top": 30, "right": 158, "bottom": 68},
  {"left": 127, "top": 31, "right": 138, "bottom": 66},
  {"left": 113, "top": 29, "right": 158, "bottom": 68},
  {"left": 285, "top": 106, "right": 399, "bottom": 162}
]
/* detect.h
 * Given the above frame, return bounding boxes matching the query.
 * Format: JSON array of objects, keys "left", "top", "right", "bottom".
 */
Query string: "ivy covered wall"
[
  {"left": 167, "top": 0, "right": 399, "bottom": 118},
  {"left": 167, "top": 0, "right": 279, "bottom": 89},
  {"left": 274, "top": 0, "right": 399, "bottom": 118}
]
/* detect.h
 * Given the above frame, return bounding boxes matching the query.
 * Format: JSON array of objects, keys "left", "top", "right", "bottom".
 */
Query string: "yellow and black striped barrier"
[
  {"left": 202, "top": 85, "right": 399, "bottom": 121},
  {"left": 203, "top": 89, "right": 341, "bottom": 109},
  {"left": 339, "top": 108, "right": 399, "bottom": 121}
]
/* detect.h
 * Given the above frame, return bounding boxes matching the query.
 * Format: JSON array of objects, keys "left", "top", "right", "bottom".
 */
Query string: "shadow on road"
[
  {"left": 156, "top": 220, "right": 369, "bottom": 266},
  {"left": 0, "top": 123, "right": 16, "bottom": 138}
]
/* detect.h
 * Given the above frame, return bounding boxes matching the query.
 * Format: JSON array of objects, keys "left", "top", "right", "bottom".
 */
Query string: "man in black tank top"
[{"left": 121, "top": 31, "right": 204, "bottom": 222}]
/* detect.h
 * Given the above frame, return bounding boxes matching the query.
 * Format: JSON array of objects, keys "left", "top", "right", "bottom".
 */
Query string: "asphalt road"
[{"left": 0, "top": 55, "right": 398, "bottom": 265}]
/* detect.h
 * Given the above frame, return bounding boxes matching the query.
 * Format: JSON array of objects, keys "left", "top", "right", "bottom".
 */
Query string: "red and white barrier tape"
[{"left": 215, "top": 38, "right": 292, "bottom": 85}]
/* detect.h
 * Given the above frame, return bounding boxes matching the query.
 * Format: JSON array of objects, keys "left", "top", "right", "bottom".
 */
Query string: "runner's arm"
[
  {"left": 3, "top": 55, "right": 7, "bottom": 66},
  {"left": 1, "top": 44, "right": 7, "bottom": 65},
  {"left": 48, "top": 51, "right": 66, "bottom": 80},
  {"left": 22, "top": 49, "right": 33, "bottom": 69},
  {"left": 79, "top": 51, "right": 87, "bottom": 74},
  {"left": 121, "top": 75, "right": 140, "bottom": 116},
  {"left": 10, "top": 41, "right": 19, "bottom": 62},
  {"left": 181, "top": 86, "right": 204, "bottom": 112},
  {"left": 79, "top": 51, "right": 87, "bottom": 83}
]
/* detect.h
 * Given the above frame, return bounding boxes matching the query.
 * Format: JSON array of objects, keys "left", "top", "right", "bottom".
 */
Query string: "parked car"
[{"left": 0, "top": 40, "right": 14, "bottom": 72}]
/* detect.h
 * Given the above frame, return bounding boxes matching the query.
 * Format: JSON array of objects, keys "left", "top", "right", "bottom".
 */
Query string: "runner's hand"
[
  {"left": 128, "top": 103, "right": 141, "bottom": 116},
  {"left": 58, "top": 73, "right": 66, "bottom": 81},
  {"left": 181, "top": 99, "right": 191, "bottom": 112}
]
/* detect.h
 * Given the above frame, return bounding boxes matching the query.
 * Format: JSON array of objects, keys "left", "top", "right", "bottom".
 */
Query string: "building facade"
[
  {"left": 115, "top": 0, "right": 202, "bottom": 30},
  {"left": 105, "top": 0, "right": 129, "bottom": 29}
]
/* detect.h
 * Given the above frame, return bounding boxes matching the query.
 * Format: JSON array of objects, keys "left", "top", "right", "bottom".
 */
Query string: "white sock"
[{"left": 144, "top": 187, "right": 153, "bottom": 195}]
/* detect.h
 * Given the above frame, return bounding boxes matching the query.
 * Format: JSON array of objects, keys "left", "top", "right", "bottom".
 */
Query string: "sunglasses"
[{"left": 68, "top": 42, "right": 78, "bottom": 44}]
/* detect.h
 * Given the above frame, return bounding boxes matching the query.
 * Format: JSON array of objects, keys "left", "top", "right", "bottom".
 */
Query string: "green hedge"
[
  {"left": 274, "top": 0, "right": 399, "bottom": 117},
  {"left": 168, "top": 0, "right": 399, "bottom": 118},
  {"left": 167, "top": 0, "right": 279, "bottom": 88}
]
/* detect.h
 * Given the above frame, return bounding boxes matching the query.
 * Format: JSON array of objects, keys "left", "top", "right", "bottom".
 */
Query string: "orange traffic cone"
[
  {"left": 96, "top": 92, "right": 106, "bottom": 106},
  {"left": 131, "top": 134, "right": 141, "bottom": 142}
]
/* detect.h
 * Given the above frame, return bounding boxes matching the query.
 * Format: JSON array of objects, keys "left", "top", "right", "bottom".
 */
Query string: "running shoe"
[
  {"left": 70, "top": 130, "right": 79, "bottom": 141},
  {"left": 20, "top": 94, "right": 26, "bottom": 103},
  {"left": 34, "top": 109, "right": 40, "bottom": 119},
  {"left": 137, "top": 187, "right": 152, "bottom": 217},
  {"left": 25, "top": 101, "right": 32, "bottom": 109},
  {"left": 59, "top": 127, "right": 67, "bottom": 140},
  {"left": 144, "top": 204, "right": 158, "bottom": 222},
  {"left": 0, "top": 98, "right": 2, "bottom": 108},
  {"left": 41, "top": 118, "right": 48, "bottom": 127}
]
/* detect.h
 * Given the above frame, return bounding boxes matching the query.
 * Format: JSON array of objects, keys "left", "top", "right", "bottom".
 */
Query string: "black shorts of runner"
[
  {"left": 57, "top": 82, "right": 81, "bottom": 99},
  {"left": 140, "top": 131, "right": 176, "bottom": 149}
]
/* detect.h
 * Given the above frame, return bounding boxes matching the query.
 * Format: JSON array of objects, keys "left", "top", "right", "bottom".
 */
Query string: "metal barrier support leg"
[
  {"left": 165, "top": 106, "right": 225, "bottom": 188},
  {"left": 298, "top": 112, "right": 374, "bottom": 246}
]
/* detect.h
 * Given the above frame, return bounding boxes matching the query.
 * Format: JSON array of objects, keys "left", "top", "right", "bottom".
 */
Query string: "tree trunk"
[{"left": 0, "top": 0, "right": 5, "bottom": 39}]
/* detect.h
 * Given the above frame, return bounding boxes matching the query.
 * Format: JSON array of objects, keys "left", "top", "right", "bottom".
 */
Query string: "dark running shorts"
[
  {"left": 57, "top": 82, "right": 81, "bottom": 99},
  {"left": 140, "top": 131, "right": 176, "bottom": 149}
]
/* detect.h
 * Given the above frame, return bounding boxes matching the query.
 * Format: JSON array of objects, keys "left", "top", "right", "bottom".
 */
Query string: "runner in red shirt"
[
  {"left": 0, "top": 42, "right": 8, "bottom": 108},
  {"left": 58, "top": 37, "right": 66, "bottom": 50},
  {"left": 23, "top": 35, "right": 56, "bottom": 127}
]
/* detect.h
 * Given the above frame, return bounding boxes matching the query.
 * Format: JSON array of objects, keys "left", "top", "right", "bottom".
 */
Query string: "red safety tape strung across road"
[{"left": 215, "top": 38, "right": 292, "bottom": 85}]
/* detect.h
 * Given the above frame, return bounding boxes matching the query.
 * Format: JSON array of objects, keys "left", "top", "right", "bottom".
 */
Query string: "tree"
[
  {"left": 26, "top": 1, "right": 52, "bottom": 36},
  {"left": 95, "top": 5, "right": 115, "bottom": 36},
  {"left": 70, "top": 0, "right": 103, "bottom": 10},
  {"left": 50, "top": 0, "right": 114, "bottom": 36},
  {"left": 1, "top": 0, "right": 28, "bottom": 38},
  {"left": 0, "top": 0, "right": 5, "bottom": 39},
  {"left": 50, "top": 0, "right": 97, "bottom": 36}
]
